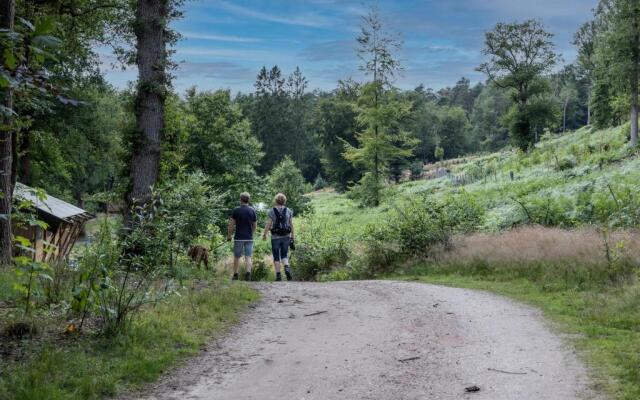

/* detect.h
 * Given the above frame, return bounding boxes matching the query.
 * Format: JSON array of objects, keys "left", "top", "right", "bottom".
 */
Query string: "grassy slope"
[
  {"left": 306, "top": 126, "right": 640, "bottom": 399},
  {"left": 310, "top": 126, "right": 640, "bottom": 234},
  {"left": 0, "top": 282, "right": 258, "bottom": 400}
]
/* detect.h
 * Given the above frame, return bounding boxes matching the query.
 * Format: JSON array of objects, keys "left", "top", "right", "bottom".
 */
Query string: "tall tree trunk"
[
  {"left": 125, "top": 0, "right": 167, "bottom": 225},
  {"left": 631, "top": 85, "right": 638, "bottom": 147},
  {"left": 587, "top": 89, "right": 591, "bottom": 126},
  {"left": 563, "top": 98, "right": 569, "bottom": 133},
  {"left": 631, "top": 1, "right": 639, "bottom": 147},
  {"left": 0, "top": 0, "right": 15, "bottom": 265},
  {"left": 18, "top": 132, "right": 31, "bottom": 185}
]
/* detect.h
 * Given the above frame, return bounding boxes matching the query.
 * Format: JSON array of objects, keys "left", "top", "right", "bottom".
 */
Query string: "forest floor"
[{"left": 132, "top": 280, "right": 600, "bottom": 400}]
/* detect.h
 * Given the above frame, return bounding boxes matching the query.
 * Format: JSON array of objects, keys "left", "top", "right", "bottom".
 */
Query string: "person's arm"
[
  {"left": 263, "top": 218, "right": 272, "bottom": 240},
  {"left": 227, "top": 218, "right": 235, "bottom": 241},
  {"left": 289, "top": 215, "right": 295, "bottom": 240},
  {"left": 252, "top": 211, "right": 257, "bottom": 237}
]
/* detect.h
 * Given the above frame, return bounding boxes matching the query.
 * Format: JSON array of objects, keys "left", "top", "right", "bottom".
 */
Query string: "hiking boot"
[
  {"left": 275, "top": 272, "right": 282, "bottom": 281},
  {"left": 284, "top": 266, "right": 292, "bottom": 281},
  {"left": 244, "top": 271, "right": 251, "bottom": 281},
  {"left": 232, "top": 273, "right": 239, "bottom": 281}
]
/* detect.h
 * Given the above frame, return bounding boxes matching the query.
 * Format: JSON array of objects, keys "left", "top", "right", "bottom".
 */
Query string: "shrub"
[
  {"left": 313, "top": 174, "right": 328, "bottom": 191},
  {"left": 409, "top": 160, "right": 424, "bottom": 180},
  {"left": 356, "top": 192, "right": 485, "bottom": 276},
  {"left": 290, "top": 216, "right": 350, "bottom": 281},
  {"left": 554, "top": 156, "right": 577, "bottom": 171},
  {"left": 512, "top": 195, "right": 576, "bottom": 227},
  {"left": 160, "top": 171, "right": 223, "bottom": 250},
  {"left": 74, "top": 193, "right": 179, "bottom": 335}
]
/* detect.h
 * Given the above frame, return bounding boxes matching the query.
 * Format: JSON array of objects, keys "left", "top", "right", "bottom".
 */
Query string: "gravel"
[{"left": 132, "top": 280, "right": 601, "bottom": 400}]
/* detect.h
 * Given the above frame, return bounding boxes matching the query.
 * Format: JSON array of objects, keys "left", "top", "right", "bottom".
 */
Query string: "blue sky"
[{"left": 101, "top": 0, "right": 599, "bottom": 95}]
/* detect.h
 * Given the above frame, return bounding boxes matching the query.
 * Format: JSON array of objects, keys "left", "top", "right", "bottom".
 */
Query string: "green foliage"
[
  {"left": 0, "top": 283, "right": 258, "bottom": 400},
  {"left": 471, "top": 84, "right": 511, "bottom": 151},
  {"left": 90, "top": 196, "right": 177, "bottom": 334},
  {"left": 160, "top": 171, "right": 223, "bottom": 249},
  {"left": 267, "top": 156, "right": 311, "bottom": 214},
  {"left": 434, "top": 146, "right": 444, "bottom": 161},
  {"left": 409, "top": 102, "right": 472, "bottom": 163},
  {"left": 314, "top": 96, "right": 361, "bottom": 191},
  {"left": 344, "top": 83, "right": 417, "bottom": 206},
  {"left": 12, "top": 251, "right": 52, "bottom": 316},
  {"left": 478, "top": 20, "right": 559, "bottom": 149},
  {"left": 313, "top": 174, "right": 328, "bottom": 191},
  {"left": 27, "top": 82, "right": 125, "bottom": 203},
  {"left": 182, "top": 89, "right": 263, "bottom": 209},
  {"left": 291, "top": 216, "right": 350, "bottom": 281},
  {"left": 350, "top": 193, "right": 485, "bottom": 277},
  {"left": 244, "top": 65, "right": 320, "bottom": 178}
]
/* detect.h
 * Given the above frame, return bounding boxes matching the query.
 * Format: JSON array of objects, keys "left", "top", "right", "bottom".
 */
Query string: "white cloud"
[
  {"left": 182, "top": 32, "right": 263, "bottom": 43},
  {"left": 212, "top": 0, "right": 334, "bottom": 28}
]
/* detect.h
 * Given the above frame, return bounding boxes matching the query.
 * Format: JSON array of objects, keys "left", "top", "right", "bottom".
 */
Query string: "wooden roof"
[{"left": 14, "top": 183, "right": 94, "bottom": 223}]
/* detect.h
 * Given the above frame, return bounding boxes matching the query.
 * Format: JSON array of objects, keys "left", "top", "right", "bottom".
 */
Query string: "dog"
[{"left": 187, "top": 245, "right": 209, "bottom": 270}]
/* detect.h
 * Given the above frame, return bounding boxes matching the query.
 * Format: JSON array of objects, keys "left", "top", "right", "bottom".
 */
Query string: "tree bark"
[
  {"left": 125, "top": 0, "right": 167, "bottom": 226},
  {"left": 631, "top": 86, "right": 638, "bottom": 147},
  {"left": 0, "top": 0, "right": 15, "bottom": 265},
  {"left": 563, "top": 98, "right": 569, "bottom": 133},
  {"left": 18, "top": 132, "right": 31, "bottom": 185},
  {"left": 586, "top": 83, "right": 592, "bottom": 126},
  {"left": 631, "top": 1, "right": 639, "bottom": 147}
]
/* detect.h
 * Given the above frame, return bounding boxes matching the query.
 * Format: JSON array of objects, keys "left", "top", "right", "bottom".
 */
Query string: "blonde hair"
[
  {"left": 240, "top": 192, "right": 250, "bottom": 203},
  {"left": 274, "top": 193, "right": 287, "bottom": 206}
]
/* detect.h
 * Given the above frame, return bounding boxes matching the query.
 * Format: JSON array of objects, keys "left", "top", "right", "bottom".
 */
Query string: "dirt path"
[{"left": 134, "top": 281, "right": 599, "bottom": 400}]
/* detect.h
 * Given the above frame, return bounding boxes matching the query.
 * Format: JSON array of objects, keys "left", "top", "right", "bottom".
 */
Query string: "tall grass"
[{"left": 433, "top": 226, "right": 640, "bottom": 270}]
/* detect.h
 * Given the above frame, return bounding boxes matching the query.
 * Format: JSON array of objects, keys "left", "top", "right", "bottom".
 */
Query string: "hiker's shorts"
[
  {"left": 271, "top": 237, "right": 290, "bottom": 262},
  {"left": 233, "top": 240, "right": 254, "bottom": 258}
]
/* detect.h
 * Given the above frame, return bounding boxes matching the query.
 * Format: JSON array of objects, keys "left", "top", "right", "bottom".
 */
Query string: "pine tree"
[{"left": 345, "top": 6, "right": 415, "bottom": 207}]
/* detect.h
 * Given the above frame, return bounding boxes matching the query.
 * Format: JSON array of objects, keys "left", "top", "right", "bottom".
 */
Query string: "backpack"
[{"left": 271, "top": 207, "right": 291, "bottom": 236}]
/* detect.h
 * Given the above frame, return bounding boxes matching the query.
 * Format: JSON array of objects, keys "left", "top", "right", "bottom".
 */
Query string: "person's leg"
[
  {"left": 244, "top": 242, "right": 253, "bottom": 281},
  {"left": 281, "top": 237, "right": 292, "bottom": 281},
  {"left": 271, "top": 238, "right": 282, "bottom": 281},
  {"left": 232, "top": 241, "right": 242, "bottom": 280}
]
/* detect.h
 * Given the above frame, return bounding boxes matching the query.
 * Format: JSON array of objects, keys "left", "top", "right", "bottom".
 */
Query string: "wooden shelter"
[{"left": 13, "top": 183, "right": 94, "bottom": 263}]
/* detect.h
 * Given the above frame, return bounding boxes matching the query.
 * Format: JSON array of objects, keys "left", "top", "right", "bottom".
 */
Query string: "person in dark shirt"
[{"left": 227, "top": 192, "right": 257, "bottom": 281}]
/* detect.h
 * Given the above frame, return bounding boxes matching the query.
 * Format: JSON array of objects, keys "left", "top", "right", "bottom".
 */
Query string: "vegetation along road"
[{"left": 136, "top": 281, "right": 597, "bottom": 400}]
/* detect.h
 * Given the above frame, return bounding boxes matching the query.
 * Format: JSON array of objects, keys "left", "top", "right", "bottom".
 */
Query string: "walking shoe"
[
  {"left": 232, "top": 273, "right": 239, "bottom": 281},
  {"left": 284, "top": 266, "right": 292, "bottom": 281},
  {"left": 244, "top": 271, "right": 251, "bottom": 281},
  {"left": 275, "top": 272, "right": 282, "bottom": 281}
]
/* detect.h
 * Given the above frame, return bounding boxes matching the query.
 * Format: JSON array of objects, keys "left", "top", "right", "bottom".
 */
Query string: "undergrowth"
[{"left": 0, "top": 282, "right": 258, "bottom": 400}]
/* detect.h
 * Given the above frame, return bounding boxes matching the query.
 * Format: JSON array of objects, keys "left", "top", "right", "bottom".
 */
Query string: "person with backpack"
[
  {"left": 228, "top": 192, "right": 257, "bottom": 281},
  {"left": 262, "top": 193, "right": 294, "bottom": 281}
]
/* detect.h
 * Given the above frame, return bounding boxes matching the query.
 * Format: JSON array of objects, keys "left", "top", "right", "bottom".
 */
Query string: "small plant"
[
  {"left": 12, "top": 241, "right": 52, "bottom": 316},
  {"left": 434, "top": 146, "right": 445, "bottom": 163}
]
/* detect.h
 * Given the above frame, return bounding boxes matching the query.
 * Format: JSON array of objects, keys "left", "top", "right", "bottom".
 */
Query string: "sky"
[{"left": 101, "top": 0, "right": 600, "bottom": 95}]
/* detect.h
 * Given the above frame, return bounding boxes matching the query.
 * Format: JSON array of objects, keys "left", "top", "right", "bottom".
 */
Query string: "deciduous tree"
[{"left": 478, "top": 20, "right": 558, "bottom": 150}]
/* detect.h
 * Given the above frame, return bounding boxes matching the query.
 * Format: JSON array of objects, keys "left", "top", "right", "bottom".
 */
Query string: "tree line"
[{"left": 1, "top": 0, "right": 639, "bottom": 263}]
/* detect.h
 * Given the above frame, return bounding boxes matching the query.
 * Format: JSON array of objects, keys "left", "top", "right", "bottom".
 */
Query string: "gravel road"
[{"left": 134, "top": 280, "right": 599, "bottom": 400}]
